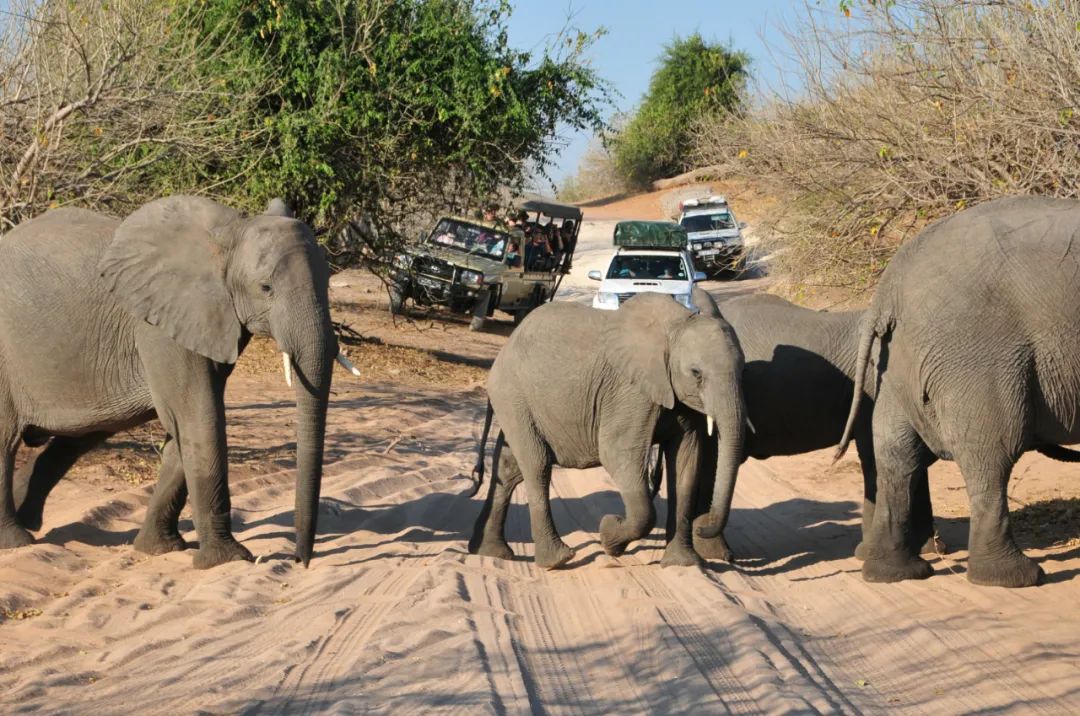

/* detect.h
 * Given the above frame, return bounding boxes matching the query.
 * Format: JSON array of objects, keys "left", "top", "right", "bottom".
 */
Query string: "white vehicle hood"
[
  {"left": 599, "top": 278, "right": 693, "bottom": 295},
  {"left": 688, "top": 228, "right": 741, "bottom": 242}
]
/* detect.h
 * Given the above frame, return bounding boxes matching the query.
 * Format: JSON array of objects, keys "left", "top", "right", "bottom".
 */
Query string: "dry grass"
[
  {"left": 694, "top": 0, "right": 1080, "bottom": 293},
  {"left": 235, "top": 334, "right": 487, "bottom": 389}
]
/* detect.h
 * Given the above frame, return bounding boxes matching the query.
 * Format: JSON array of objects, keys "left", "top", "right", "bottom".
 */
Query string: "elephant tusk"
[
  {"left": 707, "top": 415, "right": 715, "bottom": 436},
  {"left": 335, "top": 352, "right": 362, "bottom": 378},
  {"left": 282, "top": 352, "right": 293, "bottom": 388},
  {"left": 746, "top": 416, "right": 756, "bottom": 434}
]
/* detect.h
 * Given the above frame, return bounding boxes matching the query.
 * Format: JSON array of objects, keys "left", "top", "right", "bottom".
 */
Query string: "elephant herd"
[{"left": 1, "top": 195, "right": 1078, "bottom": 589}]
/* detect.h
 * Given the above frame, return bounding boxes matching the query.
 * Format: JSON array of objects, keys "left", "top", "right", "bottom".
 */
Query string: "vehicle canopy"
[
  {"left": 613, "top": 220, "right": 688, "bottom": 249},
  {"left": 518, "top": 199, "right": 583, "bottom": 222}
]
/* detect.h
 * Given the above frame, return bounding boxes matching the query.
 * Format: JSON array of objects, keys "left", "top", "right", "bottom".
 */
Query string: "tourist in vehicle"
[{"left": 524, "top": 228, "right": 553, "bottom": 270}]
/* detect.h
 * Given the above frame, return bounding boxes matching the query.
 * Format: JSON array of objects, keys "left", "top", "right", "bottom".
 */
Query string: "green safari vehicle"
[{"left": 388, "top": 200, "right": 583, "bottom": 331}]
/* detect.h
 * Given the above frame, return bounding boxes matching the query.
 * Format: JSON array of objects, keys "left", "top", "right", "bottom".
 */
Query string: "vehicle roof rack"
[
  {"left": 679, "top": 195, "right": 728, "bottom": 211},
  {"left": 613, "top": 220, "right": 688, "bottom": 249}
]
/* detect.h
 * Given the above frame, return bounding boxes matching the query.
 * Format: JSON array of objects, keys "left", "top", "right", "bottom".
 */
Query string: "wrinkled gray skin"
[
  {"left": 0, "top": 196, "right": 336, "bottom": 568},
  {"left": 469, "top": 293, "right": 747, "bottom": 568},
  {"left": 836, "top": 196, "right": 1080, "bottom": 587},
  {"left": 687, "top": 288, "right": 939, "bottom": 559}
]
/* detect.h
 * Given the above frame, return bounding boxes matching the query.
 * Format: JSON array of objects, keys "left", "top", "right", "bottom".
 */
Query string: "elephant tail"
[
  {"left": 649, "top": 448, "right": 664, "bottom": 499},
  {"left": 468, "top": 401, "right": 495, "bottom": 497},
  {"left": 834, "top": 314, "right": 878, "bottom": 463},
  {"left": 1036, "top": 444, "right": 1080, "bottom": 462}
]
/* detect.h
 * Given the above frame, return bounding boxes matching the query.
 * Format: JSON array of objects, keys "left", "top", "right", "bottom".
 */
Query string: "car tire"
[
  {"left": 470, "top": 289, "right": 492, "bottom": 332},
  {"left": 389, "top": 282, "right": 406, "bottom": 315},
  {"left": 513, "top": 307, "right": 531, "bottom": 326}
]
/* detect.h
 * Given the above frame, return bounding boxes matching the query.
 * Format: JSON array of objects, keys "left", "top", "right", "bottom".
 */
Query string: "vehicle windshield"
[
  {"left": 427, "top": 218, "right": 509, "bottom": 261},
  {"left": 606, "top": 255, "right": 688, "bottom": 280},
  {"left": 680, "top": 211, "right": 735, "bottom": 233}
]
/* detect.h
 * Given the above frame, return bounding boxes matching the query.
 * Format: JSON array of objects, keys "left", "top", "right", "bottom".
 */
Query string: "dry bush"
[
  {"left": 557, "top": 138, "right": 630, "bottom": 202},
  {"left": 0, "top": 0, "right": 267, "bottom": 230},
  {"left": 694, "top": 0, "right": 1080, "bottom": 291}
]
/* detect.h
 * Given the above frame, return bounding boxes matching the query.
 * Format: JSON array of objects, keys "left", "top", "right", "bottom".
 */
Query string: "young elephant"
[
  {"left": 469, "top": 293, "right": 747, "bottom": 569},
  {"left": 0, "top": 196, "right": 345, "bottom": 568},
  {"left": 836, "top": 196, "right": 1080, "bottom": 587}
]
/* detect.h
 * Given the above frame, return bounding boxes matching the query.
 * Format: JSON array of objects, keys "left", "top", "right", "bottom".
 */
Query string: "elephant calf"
[{"left": 469, "top": 293, "right": 747, "bottom": 569}]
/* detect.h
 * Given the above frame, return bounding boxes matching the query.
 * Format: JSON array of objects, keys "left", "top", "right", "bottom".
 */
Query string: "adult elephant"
[
  {"left": 835, "top": 196, "right": 1080, "bottom": 587},
  {"left": 468, "top": 293, "right": 747, "bottom": 568},
  {"left": 685, "top": 289, "right": 938, "bottom": 559},
  {"left": 0, "top": 196, "right": 344, "bottom": 568}
]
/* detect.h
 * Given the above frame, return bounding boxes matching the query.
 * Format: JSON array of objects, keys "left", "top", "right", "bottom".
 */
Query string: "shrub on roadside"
[{"left": 694, "top": 0, "right": 1080, "bottom": 292}]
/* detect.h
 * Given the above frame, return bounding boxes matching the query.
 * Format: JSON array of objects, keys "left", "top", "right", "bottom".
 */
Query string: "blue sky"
[{"left": 505, "top": 0, "right": 808, "bottom": 184}]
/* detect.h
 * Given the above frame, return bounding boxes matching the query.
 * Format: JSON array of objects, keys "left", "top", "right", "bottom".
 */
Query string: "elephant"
[
  {"left": 468, "top": 292, "right": 747, "bottom": 569},
  {"left": 835, "top": 196, "right": 1080, "bottom": 587},
  {"left": 0, "top": 195, "right": 351, "bottom": 568},
  {"left": 685, "top": 289, "right": 940, "bottom": 559}
]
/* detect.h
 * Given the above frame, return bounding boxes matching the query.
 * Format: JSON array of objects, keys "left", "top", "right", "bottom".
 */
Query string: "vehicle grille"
[
  {"left": 415, "top": 256, "right": 454, "bottom": 280},
  {"left": 616, "top": 293, "right": 635, "bottom": 303}
]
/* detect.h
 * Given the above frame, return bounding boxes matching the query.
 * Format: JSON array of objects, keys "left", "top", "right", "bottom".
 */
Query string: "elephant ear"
[
  {"left": 99, "top": 196, "right": 244, "bottom": 364},
  {"left": 604, "top": 293, "right": 693, "bottom": 409}
]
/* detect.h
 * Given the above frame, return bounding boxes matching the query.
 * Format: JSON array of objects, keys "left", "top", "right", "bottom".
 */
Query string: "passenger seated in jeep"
[{"left": 524, "top": 229, "right": 553, "bottom": 270}]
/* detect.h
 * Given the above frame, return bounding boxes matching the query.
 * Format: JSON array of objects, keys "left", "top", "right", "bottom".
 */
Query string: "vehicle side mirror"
[
  {"left": 587, "top": 270, "right": 603, "bottom": 281},
  {"left": 693, "top": 271, "right": 707, "bottom": 282},
  {"left": 738, "top": 222, "right": 747, "bottom": 230}
]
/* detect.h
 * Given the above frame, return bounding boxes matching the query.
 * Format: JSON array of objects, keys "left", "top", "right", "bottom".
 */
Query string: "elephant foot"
[
  {"left": 967, "top": 551, "right": 1044, "bottom": 588},
  {"left": 599, "top": 514, "right": 630, "bottom": 557},
  {"left": 133, "top": 528, "right": 188, "bottom": 556},
  {"left": 15, "top": 501, "right": 44, "bottom": 532},
  {"left": 473, "top": 539, "right": 515, "bottom": 561},
  {"left": 660, "top": 540, "right": 702, "bottom": 568},
  {"left": 534, "top": 540, "right": 574, "bottom": 570},
  {"left": 862, "top": 552, "right": 934, "bottom": 583},
  {"left": 854, "top": 540, "right": 869, "bottom": 561},
  {"left": 0, "top": 522, "right": 35, "bottom": 550},
  {"left": 693, "top": 534, "right": 733, "bottom": 562},
  {"left": 192, "top": 537, "right": 254, "bottom": 569}
]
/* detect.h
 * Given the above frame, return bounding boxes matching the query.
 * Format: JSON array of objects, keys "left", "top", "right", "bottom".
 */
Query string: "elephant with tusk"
[
  {"left": 2, "top": 196, "right": 358, "bottom": 568},
  {"left": 468, "top": 293, "right": 747, "bottom": 568}
]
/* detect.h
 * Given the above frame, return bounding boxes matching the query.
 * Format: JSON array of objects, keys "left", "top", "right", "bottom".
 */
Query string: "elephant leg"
[
  {"left": 0, "top": 427, "right": 33, "bottom": 549},
  {"left": 860, "top": 407, "right": 934, "bottom": 583},
  {"left": 662, "top": 430, "right": 706, "bottom": 567},
  {"left": 911, "top": 466, "right": 944, "bottom": 555},
  {"left": 855, "top": 427, "right": 877, "bottom": 561},
  {"left": 598, "top": 446, "right": 656, "bottom": 559},
  {"left": 958, "top": 450, "right": 1043, "bottom": 588},
  {"left": 510, "top": 435, "right": 571, "bottom": 569},
  {"left": 468, "top": 433, "right": 522, "bottom": 560},
  {"left": 141, "top": 349, "right": 251, "bottom": 569},
  {"left": 133, "top": 437, "right": 189, "bottom": 555},
  {"left": 14, "top": 433, "right": 110, "bottom": 531}
]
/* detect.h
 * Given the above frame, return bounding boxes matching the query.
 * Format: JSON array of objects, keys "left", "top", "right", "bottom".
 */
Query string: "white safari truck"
[
  {"left": 588, "top": 220, "right": 706, "bottom": 311},
  {"left": 677, "top": 195, "right": 747, "bottom": 278}
]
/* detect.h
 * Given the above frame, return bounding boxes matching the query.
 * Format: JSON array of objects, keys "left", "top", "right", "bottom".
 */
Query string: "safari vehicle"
[
  {"left": 588, "top": 221, "right": 705, "bottom": 311},
  {"left": 677, "top": 195, "right": 747, "bottom": 278},
  {"left": 388, "top": 200, "right": 583, "bottom": 331}
]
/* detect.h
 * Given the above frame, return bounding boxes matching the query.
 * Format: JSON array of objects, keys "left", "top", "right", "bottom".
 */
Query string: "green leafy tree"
[
  {"left": 194, "top": 0, "right": 610, "bottom": 265},
  {"left": 612, "top": 34, "right": 747, "bottom": 188},
  {"left": 2, "top": 0, "right": 610, "bottom": 268}
]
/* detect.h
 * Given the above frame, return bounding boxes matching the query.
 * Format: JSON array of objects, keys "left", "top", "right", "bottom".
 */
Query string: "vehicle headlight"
[
  {"left": 675, "top": 293, "right": 695, "bottom": 310},
  {"left": 595, "top": 291, "right": 620, "bottom": 308},
  {"left": 393, "top": 253, "right": 412, "bottom": 270},
  {"left": 460, "top": 270, "right": 483, "bottom": 287},
  {"left": 701, "top": 242, "right": 713, "bottom": 249}
]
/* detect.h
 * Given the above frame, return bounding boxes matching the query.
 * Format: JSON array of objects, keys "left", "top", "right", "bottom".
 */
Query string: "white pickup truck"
[{"left": 587, "top": 221, "right": 705, "bottom": 311}]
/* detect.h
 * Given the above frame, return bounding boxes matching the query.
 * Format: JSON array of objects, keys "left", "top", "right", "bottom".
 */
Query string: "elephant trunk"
[
  {"left": 696, "top": 378, "right": 746, "bottom": 540},
  {"left": 279, "top": 297, "right": 336, "bottom": 567}
]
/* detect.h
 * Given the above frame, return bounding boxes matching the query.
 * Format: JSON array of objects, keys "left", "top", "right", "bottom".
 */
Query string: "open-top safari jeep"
[{"left": 388, "top": 200, "right": 582, "bottom": 331}]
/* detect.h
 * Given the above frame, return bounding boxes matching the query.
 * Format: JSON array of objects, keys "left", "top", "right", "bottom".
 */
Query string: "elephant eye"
[
  {"left": 260, "top": 283, "right": 273, "bottom": 295},
  {"left": 690, "top": 367, "right": 703, "bottom": 382}
]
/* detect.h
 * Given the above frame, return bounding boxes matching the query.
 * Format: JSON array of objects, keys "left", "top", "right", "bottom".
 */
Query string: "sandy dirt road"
[{"left": 1, "top": 189, "right": 1079, "bottom": 714}]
